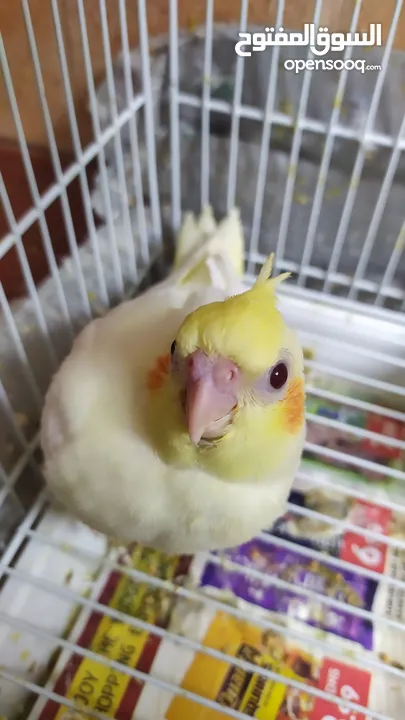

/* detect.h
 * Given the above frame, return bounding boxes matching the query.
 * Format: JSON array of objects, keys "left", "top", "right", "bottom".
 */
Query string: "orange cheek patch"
[
  {"left": 146, "top": 353, "right": 171, "bottom": 391},
  {"left": 282, "top": 378, "right": 305, "bottom": 433}
]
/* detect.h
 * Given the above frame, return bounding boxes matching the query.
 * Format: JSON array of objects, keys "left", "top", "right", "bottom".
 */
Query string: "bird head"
[{"left": 148, "top": 254, "right": 305, "bottom": 481}]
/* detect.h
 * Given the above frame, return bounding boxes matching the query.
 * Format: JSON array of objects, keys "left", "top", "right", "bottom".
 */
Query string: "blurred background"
[{"left": 1, "top": 0, "right": 405, "bottom": 302}]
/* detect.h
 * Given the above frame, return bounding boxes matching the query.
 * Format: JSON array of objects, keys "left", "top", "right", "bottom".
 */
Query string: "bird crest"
[{"left": 254, "top": 253, "right": 291, "bottom": 294}]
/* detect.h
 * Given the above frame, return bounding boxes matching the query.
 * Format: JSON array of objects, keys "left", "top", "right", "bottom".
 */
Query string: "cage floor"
[{"left": 1, "top": 289, "right": 405, "bottom": 720}]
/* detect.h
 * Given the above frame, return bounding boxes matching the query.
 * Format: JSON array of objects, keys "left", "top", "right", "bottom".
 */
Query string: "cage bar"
[
  {"left": 274, "top": 0, "right": 324, "bottom": 267},
  {"left": 73, "top": 0, "right": 126, "bottom": 299},
  {"left": 377, "top": 219, "right": 405, "bottom": 307},
  {"left": 247, "top": 0, "right": 285, "bottom": 275},
  {"left": 349, "top": 111, "right": 405, "bottom": 301},
  {"left": 118, "top": 0, "right": 150, "bottom": 266},
  {"left": 226, "top": 0, "right": 249, "bottom": 212},
  {"left": 323, "top": 0, "right": 404, "bottom": 295},
  {"left": 22, "top": 0, "right": 95, "bottom": 318},
  {"left": 99, "top": 0, "right": 138, "bottom": 281},
  {"left": 137, "top": 0, "right": 162, "bottom": 242},
  {"left": 0, "top": 36, "right": 74, "bottom": 340},
  {"left": 297, "top": 0, "right": 364, "bottom": 286},
  {"left": 201, "top": 0, "right": 214, "bottom": 209},
  {"left": 0, "top": 176, "right": 58, "bottom": 369},
  {"left": 0, "top": 285, "right": 43, "bottom": 409},
  {"left": 169, "top": 0, "right": 182, "bottom": 233}
]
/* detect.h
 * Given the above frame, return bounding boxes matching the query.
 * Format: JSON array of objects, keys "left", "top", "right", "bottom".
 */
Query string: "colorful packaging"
[
  {"left": 191, "top": 537, "right": 377, "bottom": 650},
  {"left": 304, "top": 396, "right": 405, "bottom": 496},
  {"left": 134, "top": 601, "right": 400, "bottom": 719},
  {"left": 272, "top": 491, "right": 394, "bottom": 575},
  {"left": 31, "top": 545, "right": 187, "bottom": 720},
  {"left": 271, "top": 490, "right": 405, "bottom": 669},
  {"left": 188, "top": 492, "right": 405, "bottom": 669},
  {"left": 27, "top": 518, "right": 405, "bottom": 720}
]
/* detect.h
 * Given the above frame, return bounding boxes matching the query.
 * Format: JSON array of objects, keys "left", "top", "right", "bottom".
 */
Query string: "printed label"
[
  {"left": 312, "top": 658, "right": 371, "bottom": 720},
  {"left": 163, "top": 612, "right": 369, "bottom": 720},
  {"left": 38, "top": 546, "right": 180, "bottom": 720},
  {"left": 341, "top": 500, "right": 392, "bottom": 575},
  {"left": 304, "top": 398, "right": 405, "bottom": 487},
  {"left": 273, "top": 491, "right": 393, "bottom": 578},
  {"left": 363, "top": 415, "right": 405, "bottom": 462},
  {"left": 53, "top": 620, "right": 146, "bottom": 718},
  {"left": 198, "top": 538, "right": 377, "bottom": 649}
]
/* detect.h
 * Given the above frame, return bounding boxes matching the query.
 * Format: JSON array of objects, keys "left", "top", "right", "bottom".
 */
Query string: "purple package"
[{"left": 198, "top": 538, "right": 377, "bottom": 650}]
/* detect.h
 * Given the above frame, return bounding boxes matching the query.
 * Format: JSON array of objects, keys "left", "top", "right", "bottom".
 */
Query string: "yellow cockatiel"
[{"left": 40, "top": 209, "right": 305, "bottom": 554}]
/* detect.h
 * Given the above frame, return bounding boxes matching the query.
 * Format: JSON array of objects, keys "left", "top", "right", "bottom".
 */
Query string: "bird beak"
[{"left": 185, "top": 351, "right": 239, "bottom": 445}]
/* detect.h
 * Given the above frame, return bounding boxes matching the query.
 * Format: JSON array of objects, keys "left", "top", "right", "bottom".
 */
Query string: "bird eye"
[
  {"left": 170, "top": 340, "right": 176, "bottom": 356},
  {"left": 269, "top": 362, "right": 288, "bottom": 390}
]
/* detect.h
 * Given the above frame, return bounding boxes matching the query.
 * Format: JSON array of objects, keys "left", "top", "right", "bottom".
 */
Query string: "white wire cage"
[{"left": 2, "top": 0, "right": 405, "bottom": 718}]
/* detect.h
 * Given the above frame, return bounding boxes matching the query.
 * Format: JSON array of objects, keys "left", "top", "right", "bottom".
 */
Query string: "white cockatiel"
[{"left": 40, "top": 208, "right": 305, "bottom": 555}]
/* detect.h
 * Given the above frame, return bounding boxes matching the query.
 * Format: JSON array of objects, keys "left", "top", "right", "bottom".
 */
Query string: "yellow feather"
[
  {"left": 176, "top": 253, "right": 291, "bottom": 376},
  {"left": 255, "top": 252, "right": 275, "bottom": 284},
  {"left": 148, "top": 376, "right": 305, "bottom": 482},
  {"left": 254, "top": 251, "right": 291, "bottom": 290},
  {"left": 146, "top": 250, "right": 304, "bottom": 484}
]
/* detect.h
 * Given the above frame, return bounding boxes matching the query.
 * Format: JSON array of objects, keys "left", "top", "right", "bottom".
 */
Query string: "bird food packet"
[
  {"left": 28, "top": 545, "right": 188, "bottom": 720},
  {"left": 132, "top": 597, "right": 404, "bottom": 719},
  {"left": 189, "top": 538, "right": 378, "bottom": 652},
  {"left": 272, "top": 488, "right": 400, "bottom": 569},
  {"left": 302, "top": 394, "right": 405, "bottom": 502},
  {"left": 270, "top": 489, "right": 405, "bottom": 667},
  {"left": 188, "top": 494, "right": 405, "bottom": 673}
]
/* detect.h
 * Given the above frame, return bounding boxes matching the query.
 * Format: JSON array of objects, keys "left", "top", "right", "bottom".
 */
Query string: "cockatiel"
[{"left": 40, "top": 208, "right": 305, "bottom": 555}]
